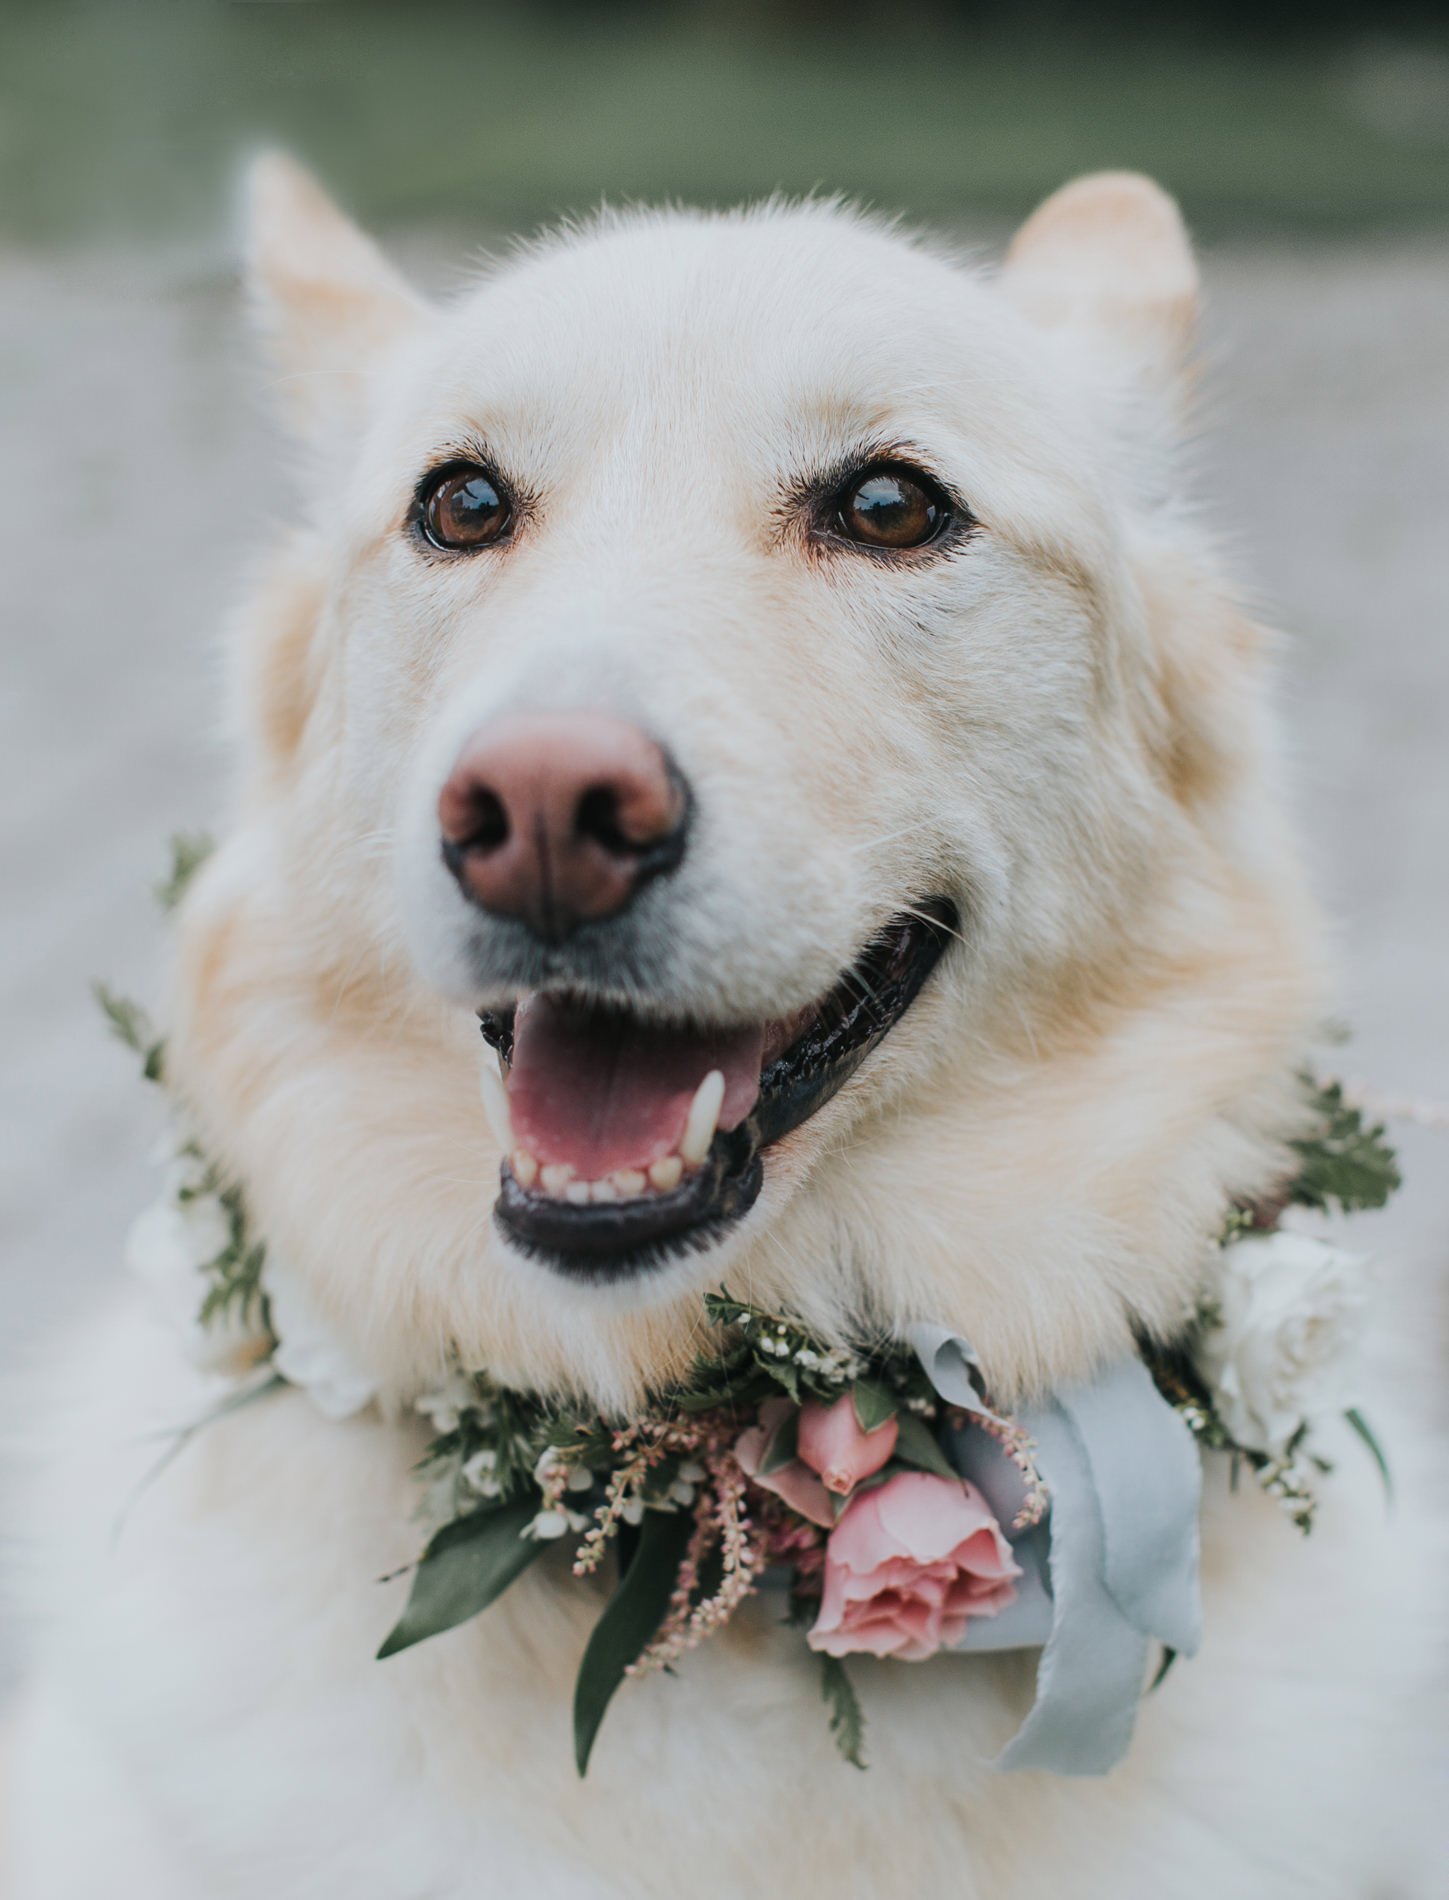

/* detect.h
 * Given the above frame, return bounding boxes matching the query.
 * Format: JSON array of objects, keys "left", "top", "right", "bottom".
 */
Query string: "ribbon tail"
[{"left": 910, "top": 1330, "right": 1203, "bottom": 1778}]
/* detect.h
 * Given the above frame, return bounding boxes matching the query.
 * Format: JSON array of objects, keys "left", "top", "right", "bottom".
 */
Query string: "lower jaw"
[
  {"left": 496, "top": 1124, "right": 763, "bottom": 1283},
  {"left": 488, "top": 899, "right": 958, "bottom": 1286}
]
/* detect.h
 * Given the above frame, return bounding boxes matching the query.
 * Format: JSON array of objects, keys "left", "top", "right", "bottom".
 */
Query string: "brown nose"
[{"left": 437, "top": 712, "right": 688, "bottom": 941}]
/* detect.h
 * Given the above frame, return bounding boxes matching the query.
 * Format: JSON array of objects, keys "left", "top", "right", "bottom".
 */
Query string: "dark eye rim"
[
  {"left": 410, "top": 458, "right": 517, "bottom": 554},
  {"left": 814, "top": 458, "right": 969, "bottom": 557}
]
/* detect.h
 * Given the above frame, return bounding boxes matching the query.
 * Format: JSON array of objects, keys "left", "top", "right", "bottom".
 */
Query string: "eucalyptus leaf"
[
  {"left": 890, "top": 1410, "right": 958, "bottom": 1480},
  {"left": 850, "top": 1378, "right": 896, "bottom": 1433},
  {"left": 377, "top": 1495, "right": 542, "bottom": 1659},
  {"left": 573, "top": 1505, "right": 695, "bottom": 1776}
]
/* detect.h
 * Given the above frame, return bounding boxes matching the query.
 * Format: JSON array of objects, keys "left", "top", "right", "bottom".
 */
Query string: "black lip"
[{"left": 487, "top": 897, "right": 958, "bottom": 1283}]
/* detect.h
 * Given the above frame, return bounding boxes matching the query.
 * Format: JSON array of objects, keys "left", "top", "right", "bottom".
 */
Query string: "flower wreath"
[{"left": 104, "top": 840, "right": 1401, "bottom": 1779}]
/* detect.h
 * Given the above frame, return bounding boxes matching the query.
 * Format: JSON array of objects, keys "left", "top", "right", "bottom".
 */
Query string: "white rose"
[
  {"left": 265, "top": 1264, "right": 378, "bottom": 1421},
  {"left": 1192, "top": 1230, "right": 1369, "bottom": 1458}
]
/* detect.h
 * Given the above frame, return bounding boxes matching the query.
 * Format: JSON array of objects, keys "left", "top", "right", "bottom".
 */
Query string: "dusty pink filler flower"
[{"left": 809, "top": 1471, "right": 1020, "bottom": 1661}]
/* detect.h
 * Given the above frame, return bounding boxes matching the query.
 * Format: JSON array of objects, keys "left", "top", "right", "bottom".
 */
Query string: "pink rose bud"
[{"left": 797, "top": 1392, "right": 899, "bottom": 1495}]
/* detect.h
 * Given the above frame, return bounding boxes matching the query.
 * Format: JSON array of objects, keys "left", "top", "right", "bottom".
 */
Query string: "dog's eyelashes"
[
  {"left": 418, "top": 463, "right": 513, "bottom": 552},
  {"left": 831, "top": 464, "right": 951, "bottom": 551}
]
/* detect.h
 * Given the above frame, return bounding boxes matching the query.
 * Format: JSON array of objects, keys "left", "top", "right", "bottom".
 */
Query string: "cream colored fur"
[{"left": 7, "top": 160, "right": 1439, "bottom": 1897}]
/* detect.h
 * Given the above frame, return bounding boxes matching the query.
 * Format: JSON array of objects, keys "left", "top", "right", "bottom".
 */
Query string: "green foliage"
[
  {"left": 696, "top": 1290, "right": 934, "bottom": 1417},
  {"left": 1344, "top": 1407, "right": 1393, "bottom": 1502},
  {"left": 155, "top": 830, "right": 214, "bottom": 913},
  {"left": 7, "top": 7, "right": 1449, "bottom": 250},
  {"left": 890, "top": 1410, "right": 960, "bottom": 1481},
  {"left": 850, "top": 1378, "right": 896, "bottom": 1433},
  {"left": 378, "top": 1496, "right": 544, "bottom": 1660},
  {"left": 819, "top": 1654, "right": 867, "bottom": 1770},
  {"left": 1287, "top": 1077, "right": 1401, "bottom": 1216},
  {"left": 573, "top": 1507, "right": 697, "bottom": 1777},
  {"left": 195, "top": 1214, "right": 268, "bottom": 1331},
  {"left": 93, "top": 981, "right": 165, "bottom": 1082}
]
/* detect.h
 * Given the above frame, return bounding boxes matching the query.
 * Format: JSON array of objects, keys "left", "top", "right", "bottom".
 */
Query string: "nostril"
[
  {"left": 441, "top": 782, "right": 510, "bottom": 854},
  {"left": 462, "top": 788, "right": 510, "bottom": 852},
  {"left": 575, "top": 785, "right": 642, "bottom": 857}
]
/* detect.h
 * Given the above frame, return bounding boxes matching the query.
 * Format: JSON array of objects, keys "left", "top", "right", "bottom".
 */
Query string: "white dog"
[{"left": 5, "top": 158, "right": 1440, "bottom": 1897}]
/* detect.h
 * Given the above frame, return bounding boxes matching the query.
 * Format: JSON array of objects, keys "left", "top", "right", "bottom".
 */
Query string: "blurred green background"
[{"left": 2, "top": 0, "right": 1448, "bottom": 246}]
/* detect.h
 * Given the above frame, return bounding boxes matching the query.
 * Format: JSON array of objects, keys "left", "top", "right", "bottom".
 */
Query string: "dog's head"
[{"left": 170, "top": 160, "right": 1317, "bottom": 1407}]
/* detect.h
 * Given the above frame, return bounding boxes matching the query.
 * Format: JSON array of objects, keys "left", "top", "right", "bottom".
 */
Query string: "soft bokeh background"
[{"left": 2, "top": 0, "right": 1447, "bottom": 1700}]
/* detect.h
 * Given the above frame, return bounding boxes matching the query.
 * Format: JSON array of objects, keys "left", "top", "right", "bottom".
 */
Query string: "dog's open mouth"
[{"left": 480, "top": 898, "right": 957, "bottom": 1281}]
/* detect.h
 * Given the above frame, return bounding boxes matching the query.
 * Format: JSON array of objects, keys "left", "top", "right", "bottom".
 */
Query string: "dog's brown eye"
[
  {"left": 835, "top": 466, "right": 947, "bottom": 550},
  {"left": 420, "top": 465, "right": 512, "bottom": 551}
]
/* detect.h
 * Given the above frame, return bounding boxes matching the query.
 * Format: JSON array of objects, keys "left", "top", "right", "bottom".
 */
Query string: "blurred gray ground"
[{"left": 1, "top": 229, "right": 1447, "bottom": 1677}]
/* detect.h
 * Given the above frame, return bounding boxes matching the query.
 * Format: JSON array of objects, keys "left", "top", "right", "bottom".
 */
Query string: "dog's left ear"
[
  {"left": 1000, "top": 172, "right": 1197, "bottom": 392},
  {"left": 245, "top": 151, "right": 429, "bottom": 447}
]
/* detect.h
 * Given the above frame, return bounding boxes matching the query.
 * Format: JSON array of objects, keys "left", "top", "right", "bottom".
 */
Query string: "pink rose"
[
  {"left": 808, "top": 1471, "right": 1020, "bottom": 1661},
  {"left": 734, "top": 1398, "right": 835, "bottom": 1527},
  {"left": 797, "top": 1392, "right": 898, "bottom": 1495}
]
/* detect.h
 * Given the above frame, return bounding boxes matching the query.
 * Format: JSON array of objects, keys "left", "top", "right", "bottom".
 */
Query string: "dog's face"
[{"left": 173, "top": 163, "right": 1314, "bottom": 1406}]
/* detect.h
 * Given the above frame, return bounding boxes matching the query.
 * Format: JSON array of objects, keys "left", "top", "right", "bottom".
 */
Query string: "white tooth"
[
  {"left": 590, "top": 1180, "right": 618, "bottom": 1203},
  {"left": 648, "top": 1155, "right": 683, "bottom": 1193},
  {"left": 512, "top": 1151, "right": 539, "bottom": 1189},
  {"left": 679, "top": 1070, "right": 725, "bottom": 1167},
  {"left": 479, "top": 1061, "right": 513, "bottom": 1153},
  {"left": 565, "top": 1180, "right": 591, "bottom": 1206},
  {"left": 612, "top": 1169, "right": 647, "bottom": 1198},
  {"left": 540, "top": 1163, "right": 574, "bottom": 1196}
]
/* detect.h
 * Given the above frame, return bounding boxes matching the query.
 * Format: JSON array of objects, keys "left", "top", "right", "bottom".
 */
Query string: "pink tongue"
[{"left": 508, "top": 995, "right": 764, "bottom": 1179}]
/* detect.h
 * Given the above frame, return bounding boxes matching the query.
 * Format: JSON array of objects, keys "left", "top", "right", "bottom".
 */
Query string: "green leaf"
[
  {"left": 155, "top": 830, "right": 214, "bottom": 912},
  {"left": 850, "top": 1378, "right": 897, "bottom": 1434},
  {"left": 573, "top": 1505, "right": 694, "bottom": 1776},
  {"left": 819, "top": 1653, "right": 867, "bottom": 1769},
  {"left": 93, "top": 981, "right": 166, "bottom": 1082},
  {"left": 377, "top": 1495, "right": 543, "bottom": 1659},
  {"left": 1344, "top": 1407, "right": 1393, "bottom": 1502},
  {"left": 765, "top": 1358, "right": 801, "bottom": 1403},
  {"left": 759, "top": 1408, "right": 800, "bottom": 1475},
  {"left": 1287, "top": 1077, "right": 1401, "bottom": 1215},
  {"left": 889, "top": 1410, "right": 959, "bottom": 1481}
]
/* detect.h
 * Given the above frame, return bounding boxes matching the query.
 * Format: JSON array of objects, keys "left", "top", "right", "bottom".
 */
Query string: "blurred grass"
[{"left": 1, "top": 1, "right": 1448, "bottom": 245}]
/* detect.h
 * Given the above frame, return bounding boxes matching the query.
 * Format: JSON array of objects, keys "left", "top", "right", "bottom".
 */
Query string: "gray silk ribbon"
[{"left": 906, "top": 1324, "right": 1202, "bottom": 1776}]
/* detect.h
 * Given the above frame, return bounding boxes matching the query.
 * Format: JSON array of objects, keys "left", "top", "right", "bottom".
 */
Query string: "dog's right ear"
[{"left": 245, "top": 152, "right": 428, "bottom": 447}]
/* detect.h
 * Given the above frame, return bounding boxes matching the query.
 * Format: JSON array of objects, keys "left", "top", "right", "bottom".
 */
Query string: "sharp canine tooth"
[
  {"left": 541, "top": 1163, "right": 574, "bottom": 1196},
  {"left": 680, "top": 1070, "right": 725, "bottom": 1167},
  {"left": 565, "top": 1180, "right": 591, "bottom": 1205},
  {"left": 590, "top": 1180, "right": 618, "bottom": 1203},
  {"left": 648, "top": 1155, "right": 683, "bottom": 1192},
  {"left": 479, "top": 1061, "right": 513, "bottom": 1153},
  {"left": 613, "top": 1169, "right": 647, "bottom": 1198},
  {"left": 512, "top": 1151, "right": 539, "bottom": 1189}
]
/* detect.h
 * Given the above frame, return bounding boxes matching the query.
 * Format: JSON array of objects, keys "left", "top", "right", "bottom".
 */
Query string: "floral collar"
[{"left": 103, "top": 852, "right": 1400, "bottom": 1778}]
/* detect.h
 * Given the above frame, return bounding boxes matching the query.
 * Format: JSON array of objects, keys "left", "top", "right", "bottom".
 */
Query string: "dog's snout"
[{"left": 438, "top": 712, "right": 688, "bottom": 941}]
